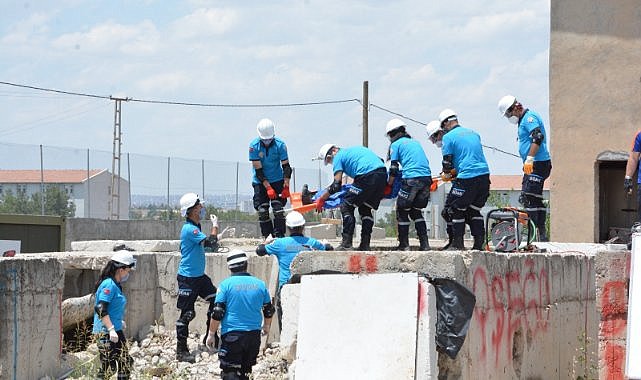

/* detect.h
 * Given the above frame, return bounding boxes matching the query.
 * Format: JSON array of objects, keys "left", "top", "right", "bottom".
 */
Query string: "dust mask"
[
  {"left": 435, "top": 141, "right": 443, "bottom": 148},
  {"left": 508, "top": 115, "right": 519, "bottom": 125}
]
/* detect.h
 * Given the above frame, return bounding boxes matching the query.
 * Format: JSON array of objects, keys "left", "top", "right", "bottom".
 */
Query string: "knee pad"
[
  {"left": 396, "top": 208, "right": 410, "bottom": 222},
  {"left": 340, "top": 202, "right": 355, "bottom": 216},
  {"left": 271, "top": 200, "right": 285, "bottom": 218},
  {"left": 258, "top": 204, "right": 270, "bottom": 221},
  {"left": 441, "top": 206, "right": 454, "bottom": 222},
  {"left": 358, "top": 204, "right": 373, "bottom": 218},
  {"left": 179, "top": 309, "right": 195, "bottom": 323}
]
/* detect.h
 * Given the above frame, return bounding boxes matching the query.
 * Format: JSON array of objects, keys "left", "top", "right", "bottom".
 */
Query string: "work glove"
[
  {"left": 206, "top": 330, "right": 219, "bottom": 350},
  {"left": 210, "top": 214, "right": 218, "bottom": 228},
  {"left": 121, "top": 320, "right": 126, "bottom": 330},
  {"left": 280, "top": 185, "right": 290, "bottom": 199},
  {"left": 263, "top": 234, "right": 275, "bottom": 245},
  {"left": 440, "top": 171, "right": 454, "bottom": 182},
  {"left": 383, "top": 184, "right": 393, "bottom": 196},
  {"left": 315, "top": 198, "right": 325, "bottom": 212},
  {"left": 625, "top": 177, "right": 633, "bottom": 195},
  {"left": 523, "top": 156, "right": 534, "bottom": 175},
  {"left": 430, "top": 178, "right": 439, "bottom": 192},
  {"left": 108, "top": 328, "right": 119, "bottom": 343},
  {"left": 266, "top": 186, "right": 277, "bottom": 200}
]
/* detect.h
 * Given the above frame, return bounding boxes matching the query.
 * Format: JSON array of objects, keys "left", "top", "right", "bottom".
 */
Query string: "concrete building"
[
  {"left": 551, "top": 1, "right": 641, "bottom": 242},
  {"left": 0, "top": 169, "right": 130, "bottom": 219}
]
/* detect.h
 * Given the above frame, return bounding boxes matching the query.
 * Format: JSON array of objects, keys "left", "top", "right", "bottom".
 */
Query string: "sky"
[{"left": 0, "top": 0, "right": 551, "bottom": 195}]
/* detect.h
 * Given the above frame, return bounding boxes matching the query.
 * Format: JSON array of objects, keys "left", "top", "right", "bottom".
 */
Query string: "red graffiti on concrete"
[
  {"left": 347, "top": 254, "right": 378, "bottom": 273},
  {"left": 603, "top": 342, "right": 625, "bottom": 380},
  {"left": 472, "top": 259, "right": 550, "bottom": 367},
  {"left": 599, "top": 280, "right": 628, "bottom": 379}
]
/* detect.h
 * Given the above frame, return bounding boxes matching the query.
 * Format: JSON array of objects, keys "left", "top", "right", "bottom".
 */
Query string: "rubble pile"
[{"left": 62, "top": 324, "right": 288, "bottom": 380}]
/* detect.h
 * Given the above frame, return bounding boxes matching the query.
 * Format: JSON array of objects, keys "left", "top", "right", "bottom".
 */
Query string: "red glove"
[
  {"left": 266, "top": 186, "right": 277, "bottom": 200},
  {"left": 430, "top": 179, "right": 438, "bottom": 192},
  {"left": 315, "top": 198, "right": 325, "bottom": 212},
  {"left": 383, "top": 184, "right": 393, "bottom": 196},
  {"left": 280, "top": 185, "right": 290, "bottom": 199}
]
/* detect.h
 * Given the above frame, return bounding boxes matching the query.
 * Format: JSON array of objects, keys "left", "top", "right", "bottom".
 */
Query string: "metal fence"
[{"left": 0, "top": 141, "right": 331, "bottom": 219}]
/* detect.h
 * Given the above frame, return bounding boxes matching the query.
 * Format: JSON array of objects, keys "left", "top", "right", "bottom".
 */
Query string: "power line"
[
  {"left": 370, "top": 102, "right": 521, "bottom": 159},
  {"left": 0, "top": 81, "right": 360, "bottom": 108}
]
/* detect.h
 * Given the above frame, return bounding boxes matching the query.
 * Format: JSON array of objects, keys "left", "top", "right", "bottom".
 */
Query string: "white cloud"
[
  {"left": 170, "top": 8, "right": 238, "bottom": 39},
  {"left": 52, "top": 20, "right": 160, "bottom": 55}
]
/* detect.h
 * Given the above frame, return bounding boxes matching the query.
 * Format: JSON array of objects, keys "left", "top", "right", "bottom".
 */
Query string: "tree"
[{"left": 0, "top": 185, "right": 76, "bottom": 217}]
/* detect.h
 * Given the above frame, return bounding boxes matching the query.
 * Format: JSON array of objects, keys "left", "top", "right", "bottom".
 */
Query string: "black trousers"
[
  {"left": 218, "top": 330, "right": 262, "bottom": 376},
  {"left": 96, "top": 330, "right": 133, "bottom": 379},
  {"left": 253, "top": 180, "right": 287, "bottom": 238}
]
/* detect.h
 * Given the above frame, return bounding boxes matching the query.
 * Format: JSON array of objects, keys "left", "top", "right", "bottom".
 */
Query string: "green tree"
[
  {"left": 0, "top": 185, "right": 75, "bottom": 217},
  {"left": 486, "top": 191, "right": 511, "bottom": 208}
]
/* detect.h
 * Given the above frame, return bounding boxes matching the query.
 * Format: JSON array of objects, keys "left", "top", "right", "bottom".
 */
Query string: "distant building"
[{"left": 0, "top": 169, "right": 130, "bottom": 219}]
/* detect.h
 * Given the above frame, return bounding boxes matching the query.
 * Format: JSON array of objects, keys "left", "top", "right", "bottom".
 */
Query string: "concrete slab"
[
  {"left": 416, "top": 277, "right": 438, "bottom": 380},
  {"left": 279, "top": 283, "right": 300, "bottom": 362},
  {"left": 294, "top": 273, "right": 418, "bottom": 380}
]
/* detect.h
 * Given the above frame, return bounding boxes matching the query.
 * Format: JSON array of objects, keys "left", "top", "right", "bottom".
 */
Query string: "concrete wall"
[
  {"left": 64, "top": 218, "right": 263, "bottom": 250},
  {"left": 595, "top": 248, "right": 630, "bottom": 379},
  {"left": 0, "top": 256, "right": 65, "bottom": 380},
  {"left": 550, "top": 1, "right": 641, "bottom": 242},
  {"left": 290, "top": 249, "right": 599, "bottom": 379}
]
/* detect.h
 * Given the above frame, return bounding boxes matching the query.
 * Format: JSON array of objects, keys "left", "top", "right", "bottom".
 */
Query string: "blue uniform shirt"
[
  {"left": 215, "top": 273, "right": 271, "bottom": 335},
  {"left": 333, "top": 146, "right": 384, "bottom": 177},
  {"left": 390, "top": 137, "right": 431, "bottom": 178},
  {"left": 93, "top": 278, "right": 126, "bottom": 333},
  {"left": 632, "top": 131, "right": 641, "bottom": 183},
  {"left": 264, "top": 235, "right": 326, "bottom": 289},
  {"left": 518, "top": 109, "right": 551, "bottom": 162},
  {"left": 442, "top": 125, "right": 490, "bottom": 179},
  {"left": 179, "top": 219, "right": 207, "bottom": 277},
  {"left": 249, "top": 137, "right": 289, "bottom": 184}
]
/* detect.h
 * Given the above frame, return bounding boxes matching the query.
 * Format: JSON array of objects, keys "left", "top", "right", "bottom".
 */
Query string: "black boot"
[
  {"left": 418, "top": 235, "right": 430, "bottom": 251},
  {"left": 358, "top": 234, "right": 371, "bottom": 251},
  {"left": 445, "top": 235, "right": 465, "bottom": 251},
  {"left": 395, "top": 235, "right": 410, "bottom": 251},
  {"left": 440, "top": 235, "right": 453, "bottom": 251},
  {"left": 472, "top": 235, "right": 485, "bottom": 250},
  {"left": 337, "top": 233, "right": 353, "bottom": 250},
  {"left": 176, "top": 339, "right": 195, "bottom": 363}
]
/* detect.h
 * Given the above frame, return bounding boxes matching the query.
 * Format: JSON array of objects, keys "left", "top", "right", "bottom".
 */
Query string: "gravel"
[{"left": 61, "top": 324, "right": 289, "bottom": 380}]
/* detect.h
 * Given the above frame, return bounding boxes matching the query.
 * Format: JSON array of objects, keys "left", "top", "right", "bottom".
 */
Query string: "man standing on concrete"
[
  {"left": 206, "top": 250, "right": 274, "bottom": 380},
  {"left": 256, "top": 211, "right": 333, "bottom": 328},
  {"left": 624, "top": 130, "right": 641, "bottom": 222},
  {"left": 498, "top": 95, "right": 552, "bottom": 241},
  {"left": 439, "top": 109, "right": 490, "bottom": 250},
  {"left": 385, "top": 118, "right": 433, "bottom": 251},
  {"left": 315, "top": 144, "right": 387, "bottom": 250},
  {"left": 175, "top": 192, "right": 219, "bottom": 363},
  {"left": 249, "top": 118, "right": 292, "bottom": 241}
]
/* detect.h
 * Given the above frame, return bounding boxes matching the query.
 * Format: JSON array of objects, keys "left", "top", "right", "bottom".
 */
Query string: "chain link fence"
[{"left": 0, "top": 142, "right": 330, "bottom": 220}]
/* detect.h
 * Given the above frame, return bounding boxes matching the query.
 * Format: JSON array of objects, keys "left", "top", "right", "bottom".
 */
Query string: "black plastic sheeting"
[{"left": 428, "top": 277, "right": 476, "bottom": 359}]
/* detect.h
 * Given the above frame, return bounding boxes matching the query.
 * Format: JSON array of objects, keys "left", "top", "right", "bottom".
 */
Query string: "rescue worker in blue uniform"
[
  {"left": 93, "top": 249, "right": 136, "bottom": 379},
  {"left": 206, "top": 250, "right": 275, "bottom": 380},
  {"left": 385, "top": 118, "right": 433, "bottom": 251},
  {"left": 315, "top": 144, "right": 387, "bottom": 250},
  {"left": 439, "top": 109, "right": 491, "bottom": 250},
  {"left": 256, "top": 211, "right": 333, "bottom": 328},
  {"left": 498, "top": 95, "right": 552, "bottom": 241},
  {"left": 175, "top": 192, "right": 219, "bottom": 363},
  {"left": 625, "top": 130, "right": 641, "bottom": 223},
  {"left": 249, "top": 118, "right": 292, "bottom": 240}
]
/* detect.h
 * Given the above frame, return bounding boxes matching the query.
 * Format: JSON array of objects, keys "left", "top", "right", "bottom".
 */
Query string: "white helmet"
[
  {"left": 257, "top": 118, "right": 275, "bottom": 139},
  {"left": 227, "top": 249, "right": 248, "bottom": 269},
  {"left": 498, "top": 95, "right": 516, "bottom": 116},
  {"left": 286, "top": 211, "right": 306, "bottom": 228},
  {"left": 438, "top": 108, "right": 457, "bottom": 124},
  {"left": 179, "top": 192, "right": 200, "bottom": 217},
  {"left": 317, "top": 143, "right": 336, "bottom": 165},
  {"left": 425, "top": 120, "right": 441, "bottom": 137},
  {"left": 111, "top": 251, "right": 136, "bottom": 268},
  {"left": 385, "top": 118, "right": 406, "bottom": 135}
]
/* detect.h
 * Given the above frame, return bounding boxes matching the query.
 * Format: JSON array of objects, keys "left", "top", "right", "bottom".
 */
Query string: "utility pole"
[
  {"left": 109, "top": 96, "right": 128, "bottom": 220},
  {"left": 362, "top": 81, "right": 369, "bottom": 147}
]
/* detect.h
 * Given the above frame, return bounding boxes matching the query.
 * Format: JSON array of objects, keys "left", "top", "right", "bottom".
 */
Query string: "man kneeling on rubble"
[
  {"left": 256, "top": 211, "right": 333, "bottom": 329},
  {"left": 206, "top": 250, "right": 274, "bottom": 380}
]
